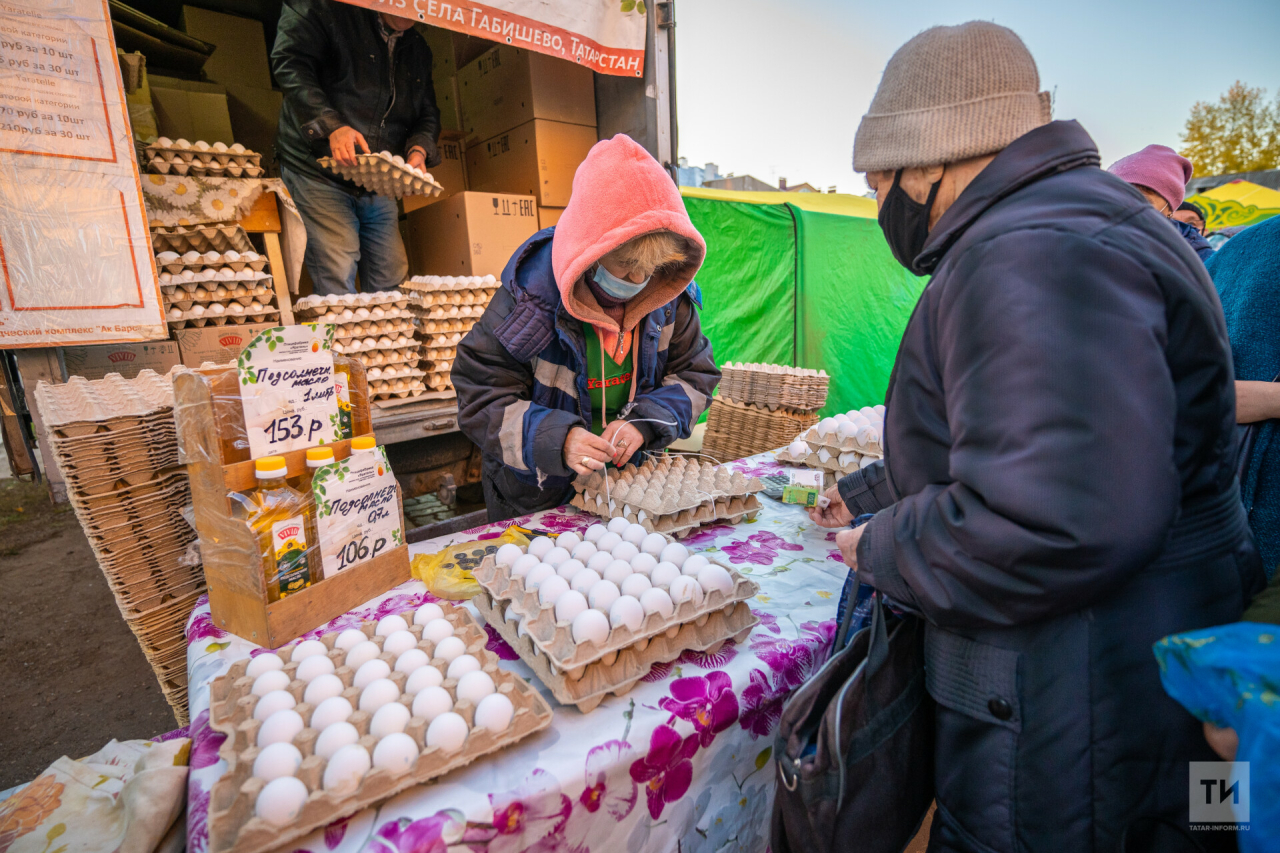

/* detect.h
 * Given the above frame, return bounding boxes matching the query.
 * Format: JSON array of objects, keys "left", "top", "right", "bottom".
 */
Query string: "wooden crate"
[{"left": 174, "top": 360, "right": 411, "bottom": 647}]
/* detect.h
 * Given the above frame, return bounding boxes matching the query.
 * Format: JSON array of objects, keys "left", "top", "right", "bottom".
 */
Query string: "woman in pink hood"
[{"left": 452, "top": 135, "right": 721, "bottom": 521}]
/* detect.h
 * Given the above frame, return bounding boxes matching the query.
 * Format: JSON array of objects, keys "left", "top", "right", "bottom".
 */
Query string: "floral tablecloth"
[{"left": 183, "top": 452, "right": 850, "bottom": 853}]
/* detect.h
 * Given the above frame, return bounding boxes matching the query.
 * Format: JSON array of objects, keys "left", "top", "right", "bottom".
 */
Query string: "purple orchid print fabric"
[{"left": 182, "top": 450, "right": 848, "bottom": 853}]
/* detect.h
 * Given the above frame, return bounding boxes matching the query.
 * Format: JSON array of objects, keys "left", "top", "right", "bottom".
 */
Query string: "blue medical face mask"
[{"left": 593, "top": 264, "right": 650, "bottom": 301}]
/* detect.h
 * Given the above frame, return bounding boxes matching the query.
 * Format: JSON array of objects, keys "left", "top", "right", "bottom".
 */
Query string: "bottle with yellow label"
[
  {"left": 334, "top": 362, "right": 353, "bottom": 439},
  {"left": 245, "top": 455, "right": 313, "bottom": 602},
  {"left": 299, "top": 446, "right": 334, "bottom": 573}
]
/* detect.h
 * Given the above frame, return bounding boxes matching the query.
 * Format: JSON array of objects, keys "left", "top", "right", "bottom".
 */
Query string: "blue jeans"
[{"left": 280, "top": 164, "right": 408, "bottom": 295}]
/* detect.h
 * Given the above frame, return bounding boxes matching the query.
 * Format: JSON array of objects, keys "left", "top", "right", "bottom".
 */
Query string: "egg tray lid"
[
  {"left": 151, "top": 225, "right": 254, "bottom": 255},
  {"left": 318, "top": 153, "right": 443, "bottom": 200},
  {"left": 206, "top": 604, "right": 553, "bottom": 853},
  {"left": 401, "top": 276, "right": 498, "bottom": 293},
  {"left": 475, "top": 589, "right": 757, "bottom": 713},
  {"left": 471, "top": 546, "right": 759, "bottom": 674},
  {"left": 571, "top": 457, "right": 763, "bottom": 516}
]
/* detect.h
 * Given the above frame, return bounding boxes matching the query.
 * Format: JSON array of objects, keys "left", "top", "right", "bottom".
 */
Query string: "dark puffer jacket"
[
  {"left": 838, "top": 121, "right": 1265, "bottom": 852},
  {"left": 271, "top": 0, "right": 441, "bottom": 186}
]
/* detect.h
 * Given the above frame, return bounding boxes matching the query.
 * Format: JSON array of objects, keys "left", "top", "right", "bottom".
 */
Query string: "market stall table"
[{"left": 184, "top": 451, "right": 847, "bottom": 853}]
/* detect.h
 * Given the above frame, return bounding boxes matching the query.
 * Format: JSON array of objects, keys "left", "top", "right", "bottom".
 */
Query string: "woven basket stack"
[{"left": 702, "top": 362, "right": 830, "bottom": 463}]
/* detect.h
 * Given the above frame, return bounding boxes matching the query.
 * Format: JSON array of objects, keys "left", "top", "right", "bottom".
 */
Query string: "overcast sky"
[{"left": 674, "top": 0, "right": 1280, "bottom": 194}]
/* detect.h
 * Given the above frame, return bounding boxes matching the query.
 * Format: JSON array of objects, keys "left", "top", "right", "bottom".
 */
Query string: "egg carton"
[
  {"left": 571, "top": 492, "right": 761, "bottom": 540},
  {"left": 318, "top": 152, "right": 443, "bottom": 200},
  {"left": 718, "top": 362, "right": 830, "bottom": 412},
  {"left": 167, "top": 306, "right": 280, "bottom": 329},
  {"left": 422, "top": 346, "right": 458, "bottom": 361},
  {"left": 206, "top": 605, "right": 553, "bottom": 853},
  {"left": 145, "top": 138, "right": 262, "bottom": 167},
  {"left": 293, "top": 292, "right": 411, "bottom": 314},
  {"left": 151, "top": 224, "right": 254, "bottom": 255},
  {"left": 160, "top": 268, "right": 272, "bottom": 290},
  {"left": 774, "top": 446, "right": 877, "bottom": 476},
  {"left": 476, "top": 589, "right": 757, "bottom": 713},
  {"left": 572, "top": 456, "right": 764, "bottom": 521},
  {"left": 334, "top": 319, "right": 416, "bottom": 340},
  {"left": 416, "top": 318, "right": 476, "bottom": 335},
  {"left": 423, "top": 358, "right": 454, "bottom": 374},
  {"left": 370, "top": 378, "right": 427, "bottom": 399},
  {"left": 154, "top": 250, "right": 268, "bottom": 273},
  {"left": 365, "top": 364, "right": 425, "bottom": 382},
  {"left": 401, "top": 275, "right": 498, "bottom": 293},
  {"left": 299, "top": 308, "right": 415, "bottom": 327},
  {"left": 791, "top": 406, "right": 887, "bottom": 456},
  {"left": 35, "top": 370, "right": 175, "bottom": 432},
  {"left": 162, "top": 281, "right": 274, "bottom": 302},
  {"left": 406, "top": 289, "right": 498, "bottom": 308},
  {"left": 332, "top": 335, "right": 416, "bottom": 355},
  {"left": 343, "top": 348, "right": 421, "bottom": 369},
  {"left": 148, "top": 157, "right": 265, "bottom": 178}
]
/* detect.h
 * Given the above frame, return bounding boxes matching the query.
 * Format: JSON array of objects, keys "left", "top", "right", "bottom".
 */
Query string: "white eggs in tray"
[
  {"left": 659, "top": 542, "right": 689, "bottom": 568},
  {"left": 596, "top": 531, "right": 623, "bottom": 553},
  {"left": 611, "top": 541, "right": 640, "bottom": 563},
  {"left": 584, "top": 523, "right": 608, "bottom": 543},
  {"left": 697, "top": 564, "right": 735, "bottom": 597},
  {"left": 650, "top": 561, "right": 680, "bottom": 589},
  {"left": 395, "top": 648, "right": 429, "bottom": 673},
  {"left": 304, "top": 673, "right": 345, "bottom": 705},
  {"left": 571, "top": 541, "right": 598, "bottom": 563},
  {"left": 405, "top": 665, "right": 443, "bottom": 694},
  {"left": 310, "top": 696, "right": 353, "bottom": 731},
  {"left": 571, "top": 608, "right": 610, "bottom": 645},
  {"left": 620, "top": 573, "right": 652, "bottom": 598},
  {"left": 569, "top": 569, "right": 601, "bottom": 595},
  {"left": 334, "top": 629, "right": 367, "bottom": 651},
  {"left": 537, "top": 574, "right": 570, "bottom": 606},
  {"left": 669, "top": 575, "right": 705, "bottom": 607},
  {"left": 555, "top": 589, "right": 589, "bottom": 623},
  {"left": 426, "top": 712, "right": 469, "bottom": 753},
  {"left": 527, "top": 536, "right": 554, "bottom": 559},
  {"left": 446, "top": 654, "right": 481, "bottom": 679},
  {"left": 421, "top": 618, "right": 454, "bottom": 643},
  {"left": 295, "top": 654, "right": 335, "bottom": 682},
  {"left": 375, "top": 614, "right": 409, "bottom": 636},
  {"left": 622, "top": 523, "right": 648, "bottom": 546},
  {"left": 681, "top": 554, "right": 711, "bottom": 577},
  {"left": 556, "top": 558, "right": 586, "bottom": 581},
  {"left": 586, "top": 550, "right": 613, "bottom": 573},
  {"left": 370, "top": 701, "right": 411, "bottom": 738},
  {"left": 557, "top": 531, "right": 582, "bottom": 552},
  {"left": 433, "top": 635, "right": 467, "bottom": 663},
  {"left": 524, "top": 563, "right": 555, "bottom": 587},
  {"left": 607, "top": 517, "right": 630, "bottom": 534},
  {"left": 353, "top": 658, "right": 391, "bottom": 690},
  {"left": 630, "top": 552, "right": 658, "bottom": 576},
  {"left": 640, "top": 587, "right": 675, "bottom": 618},
  {"left": 412, "top": 685, "right": 454, "bottom": 722},
  {"left": 542, "top": 546, "right": 571, "bottom": 567},
  {"left": 253, "top": 741, "right": 302, "bottom": 783},
  {"left": 258, "top": 709, "right": 304, "bottom": 747},
  {"left": 252, "top": 669, "right": 290, "bottom": 696},
  {"left": 373, "top": 732, "right": 419, "bottom": 776},
  {"left": 603, "top": 559, "right": 632, "bottom": 587},
  {"left": 315, "top": 721, "right": 359, "bottom": 759},
  {"left": 474, "top": 692, "right": 515, "bottom": 733},
  {"left": 496, "top": 543, "right": 524, "bottom": 567},
  {"left": 456, "top": 670, "right": 496, "bottom": 704},
  {"left": 382, "top": 629, "right": 417, "bottom": 658},
  {"left": 414, "top": 602, "right": 445, "bottom": 625},
  {"left": 323, "top": 744, "right": 371, "bottom": 794},
  {"left": 256, "top": 776, "right": 308, "bottom": 825},
  {"left": 588, "top": 579, "right": 621, "bottom": 613},
  {"left": 609, "top": 595, "right": 645, "bottom": 631},
  {"left": 359, "top": 678, "right": 400, "bottom": 713},
  {"left": 254, "top": 689, "right": 296, "bottom": 720}
]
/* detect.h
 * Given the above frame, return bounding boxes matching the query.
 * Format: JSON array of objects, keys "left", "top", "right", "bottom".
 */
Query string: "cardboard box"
[
  {"left": 61, "top": 342, "right": 181, "bottom": 381},
  {"left": 415, "top": 25, "right": 461, "bottom": 132},
  {"left": 406, "top": 191, "right": 538, "bottom": 277},
  {"left": 538, "top": 207, "right": 565, "bottom": 229},
  {"left": 404, "top": 133, "right": 466, "bottom": 213},
  {"left": 226, "top": 83, "right": 283, "bottom": 163},
  {"left": 181, "top": 7, "right": 272, "bottom": 89},
  {"left": 173, "top": 324, "right": 275, "bottom": 368},
  {"left": 457, "top": 46, "right": 596, "bottom": 145},
  {"left": 150, "top": 75, "right": 235, "bottom": 145},
  {"left": 465, "top": 119, "right": 596, "bottom": 208}
]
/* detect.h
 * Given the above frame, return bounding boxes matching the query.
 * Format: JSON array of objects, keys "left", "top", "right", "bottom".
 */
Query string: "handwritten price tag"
[
  {"left": 311, "top": 446, "right": 404, "bottom": 578},
  {"left": 237, "top": 325, "right": 342, "bottom": 458}
]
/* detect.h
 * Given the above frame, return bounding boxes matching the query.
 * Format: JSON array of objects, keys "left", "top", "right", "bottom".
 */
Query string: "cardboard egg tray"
[
  {"left": 401, "top": 275, "right": 498, "bottom": 293},
  {"left": 417, "top": 318, "right": 476, "bottom": 335},
  {"left": 36, "top": 370, "right": 175, "bottom": 430},
  {"left": 334, "top": 319, "right": 416, "bottom": 340},
  {"left": 148, "top": 157, "right": 265, "bottom": 178},
  {"left": 152, "top": 225, "right": 254, "bottom": 255},
  {"left": 318, "top": 152, "right": 444, "bottom": 200},
  {"left": 364, "top": 364, "right": 425, "bottom": 383},
  {"left": 370, "top": 378, "right": 428, "bottom": 399},
  {"left": 294, "top": 292, "right": 412, "bottom": 315},
  {"left": 206, "top": 605, "right": 552, "bottom": 853},
  {"left": 298, "top": 308, "right": 415, "bottom": 328},
  {"left": 341, "top": 346, "right": 421, "bottom": 369},
  {"left": 423, "top": 346, "right": 457, "bottom": 361},
  {"left": 162, "top": 280, "right": 273, "bottom": 304},
  {"left": 718, "top": 362, "right": 830, "bottom": 412},
  {"left": 424, "top": 372, "right": 453, "bottom": 392},
  {"left": 406, "top": 289, "right": 497, "bottom": 307},
  {"left": 412, "top": 304, "right": 487, "bottom": 322},
  {"left": 332, "top": 335, "right": 417, "bottom": 355},
  {"left": 145, "top": 139, "right": 262, "bottom": 167},
  {"left": 155, "top": 251, "right": 268, "bottom": 274},
  {"left": 701, "top": 396, "right": 821, "bottom": 464},
  {"left": 167, "top": 306, "right": 281, "bottom": 330}
]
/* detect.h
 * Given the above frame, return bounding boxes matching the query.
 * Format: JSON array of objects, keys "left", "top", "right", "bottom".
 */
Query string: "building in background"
[
  {"left": 779, "top": 178, "right": 819, "bottom": 192},
  {"left": 702, "top": 174, "right": 777, "bottom": 192},
  {"left": 676, "top": 158, "right": 721, "bottom": 188}
]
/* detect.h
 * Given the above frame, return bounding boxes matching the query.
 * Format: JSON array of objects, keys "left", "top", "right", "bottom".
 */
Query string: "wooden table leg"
[{"left": 263, "top": 232, "right": 294, "bottom": 325}]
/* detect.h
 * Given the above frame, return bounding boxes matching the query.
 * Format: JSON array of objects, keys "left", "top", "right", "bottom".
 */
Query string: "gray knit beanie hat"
[{"left": 853, "top": 21, "right": 1052, "bottom": 173}]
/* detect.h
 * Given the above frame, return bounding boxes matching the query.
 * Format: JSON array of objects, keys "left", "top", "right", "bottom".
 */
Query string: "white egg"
[
  {"left": 373, "top": 732, "right": 419, "bottom": 775},
  {"left": 555, "top": 589, "right": 589, "bottom": 623},
  {"left": 290, "top": 639, "right": 328, "bottom": 662},
  {"left": 640, "top": 587, "right": 675, "bottom": 619},
  {"left": 537, "top": 574, "right": 570, "bottom": 607},
  {"left": 421, "top": 618, "right": 454, "bottom": 644},
  {"left": 640, "top": 532, "right": 668, "bottom": 557},
  {"left": 414, "top": 602, "right": 446, "bottom": 625},
  {"left": 503, "top": 603, "right": 519, "bottom": 624},
  {"left": 525, "top": 563, "right": 556, "bottom": 588},
  {"left": 527, "top": 536, "right": 555, "bottom": 559},
  {"left": 254, "top": 689, "right": 296, "bottom": 720},
  {"left": 447, "top": 654, "right": 481, "bottom": 679},
  {"left": 651, "top": 562, "right": 681, "bottom": 589},
  {"left": 681, "top": 554, "right": 711, "bottom": 576},
  {"left": 610, "top": 595, "right": 645, "bottom": 632},
  {"left": 630, "top": 553, "right": 658, "bottom": 577},
  {"left": 588, "top": 579, "right": 621, "bottom": 612},
  {"left": 556, "top": 558, "right": 586, "bottom": 581},
  {"left": 255, "top": 776, "right": 309, "bottom": 826},
  {"left": 359, "top": 678, "right": 400, "bottom": 714},
  {"left": 395, "top": 648, "right": 430, "bottom": 673},
  {"left": 254, "top": 741, "right": 303, "bottom": 782},
  {"left": 584, "top": 523, "right": 608, "bottom": 543},
  {"left": 620, "top": 573, "right": 653, "bottom": 598},
  {"left": 659, "top": 543, "right": 689, "bottom": 568},
  {"left": 495, "top": 544, "right": 524, "bottom": 567},
  {"left": 252, "top": 669, "right": 291, "bottom": 696},
  {"left": 572, "top": 608, "right": 611, "bottom": 645},
  {"left": 354, "top": 658, "right": 391, "bottom": 689},
  {"left": 310, "top": 696, "right": 353, "bottom": 731},
  {"left": 426, "top": 712, "right": 469, "bottom": 753},
  {"left": 456, "top": 670, "right": 496, "bottom": 705},
  {"left": 610, "top": 541, "right": 640, "bottom": 563},
  {"left": 412, "top": 685, "right": 453, "bottom": 721},
  {"left": 257, "top": 709, "right": 304, "bottom": 747},
  {"left": 246, "top": 653, "right": 284, "bottom": 679},
  {"left": 697, "top": 564, "right": 735, "bottom": 597},
  {"left": 571, "top": 541, "right": 598, "bottom": 563},
  {"left": 607, "top": 517, "right": 630, "bottom": 534},
  {"left": 323, "top": 744, "right": 371, "bottom": 794},
  {"left": 669, "top": 576, "right": 704, "bottom": 607},
  {"left": 405, "top": 665, "right": 443, "bottom": 694},
  {"left": 345, "top": 640, "right": 381, "bottom": 670},
  {"left": 334, "top": 629, "right": 368, "bottom": 651},
  {"left": 375, "top": 614, "right": 410, "bottom": 636},
  {"left": 295, "top": 654, "right": 335, "bottom": 683},
  {"left": 586, "top": 551, "right": 614, "bottom": 572},
  {"left": 596, "top": 532, "right": 623, "bottom": 553},
  {"left": 511, "top": 553, "right": 541, "bottom": 578},
  {"left": 556, "top": 531, "right": 582, "bottom": 552},
  {"left": 569, "top": 568, "right": 602, "bottom": 594},
  {"left": 542, "top": 546, "right": 571, "bottom": 567},
  {"left": 433, "top": 635, "right": 467, "bottom": 663},
  {"left": 474, "top": 692, "right": 515, "bottom": 733},
  {"left": 382, "top": 630, "right": 418, "bottom": 658},
  {"left": 315, "top": 721, "right": 359, "bottom": 759},
  {"left": 303, "top": 673, "right": 345, "bottom": 706},
  {"left": 603, "top": 559, "right": 633, "bottom": 586},
  {"left": 622, "top": 523, "right": 648, "bottom": 546},
  {"left": 370, "top": 701, "right": 411, "bottom": 738}
]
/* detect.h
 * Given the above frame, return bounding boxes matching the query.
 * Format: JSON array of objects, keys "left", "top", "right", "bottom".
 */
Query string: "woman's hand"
[
  {"left": 835, "top": 524, "right": 866, "bottom": 570},
  {"left": 564, "top": 427, "right": 615, "bottom": 476},
  {"left": 807, "top": 485, "right": 853, "bottom": 528},
  {"left": 602, "top": 420, "right": 645, "bottom": 466}
]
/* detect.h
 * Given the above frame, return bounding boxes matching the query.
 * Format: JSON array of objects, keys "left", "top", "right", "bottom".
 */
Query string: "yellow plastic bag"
[{"left": 411, "top": 527, "right": 530, "bottom": 600}]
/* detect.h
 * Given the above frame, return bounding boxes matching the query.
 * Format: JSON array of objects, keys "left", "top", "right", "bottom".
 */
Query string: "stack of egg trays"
[
  {"left": 402, "top": 276, "right": 500, "bottom": 395},
  {"left": 296, "top": 293, "right": 427, "bottom": 400},
  {"left": 701, "top": 396, "right": 821, "bottom": 464},
  {"left": 144, "top": 138, "right": 265, "bottom": 177},
  {"left": 569, "top": 456, "right": 765, "bottom": 539},
  {"left": 318, "top": 152, "right": 443, "bottom": 200},
  {"left": 718, "top": 362, "right": 830, "bottom": 412},
  {"left": 775, "top": 407, "right": 886, "bottom": 475},
  {"left": 472, "top": 541, "right": 759, "bottom": 713},
  {"left": 34, "top": 370, "right": 203, "bottom": 723},
  {"left": 206, "top": 604, "right": 552, "bottom": 853},
  {"left": 152, "top": 225, "right": 254, "bottom": 255}
]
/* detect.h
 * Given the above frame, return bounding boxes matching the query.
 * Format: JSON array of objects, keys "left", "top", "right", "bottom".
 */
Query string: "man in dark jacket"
[
  {"left": 271, "top": 0, "right": 441, "bottom": 294},
  {"left": 811, "top": 22, "right": 1264, "bottom": 853}
]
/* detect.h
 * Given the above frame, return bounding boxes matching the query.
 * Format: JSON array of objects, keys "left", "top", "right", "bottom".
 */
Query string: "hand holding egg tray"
[
  {"left": 206, "top": 602, "right": 552, "bottom": 853},
  {"left": 776, "top": 406, "right": 886, "bottom": 474},
  {"left": 318, "top": 151, "right": 443, "bottom": 200}
]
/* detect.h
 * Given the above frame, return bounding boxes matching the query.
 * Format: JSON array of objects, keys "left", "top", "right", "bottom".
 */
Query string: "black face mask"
[{"left": 877, "top": 170, "right": 941, "bottom": 273}]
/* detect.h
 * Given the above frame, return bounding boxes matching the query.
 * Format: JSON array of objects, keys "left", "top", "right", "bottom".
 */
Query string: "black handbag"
[{"left": 770, "top": 591, "right": 934, "bottom": 853}]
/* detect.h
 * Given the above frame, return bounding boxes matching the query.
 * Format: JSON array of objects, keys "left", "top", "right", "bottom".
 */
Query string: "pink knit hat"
[{"left": 1107, "top": 144, "right": 1193, "bottom": 211}]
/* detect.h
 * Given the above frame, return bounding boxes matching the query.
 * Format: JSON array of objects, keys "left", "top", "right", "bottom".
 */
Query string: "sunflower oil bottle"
[
  {"left": 245, "top": 455, "right": 313, "bottom": 601},
  {"left": 299, "top": 446, "right": 335, "bottom": 570},
  {"left": 334, "top": 361, "right": 353, "bottom": 439}
]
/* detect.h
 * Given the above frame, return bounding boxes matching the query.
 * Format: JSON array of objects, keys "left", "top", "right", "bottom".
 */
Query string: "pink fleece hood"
[{"left": 551, "top": 134, "right": 706, "bottom": 327}]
